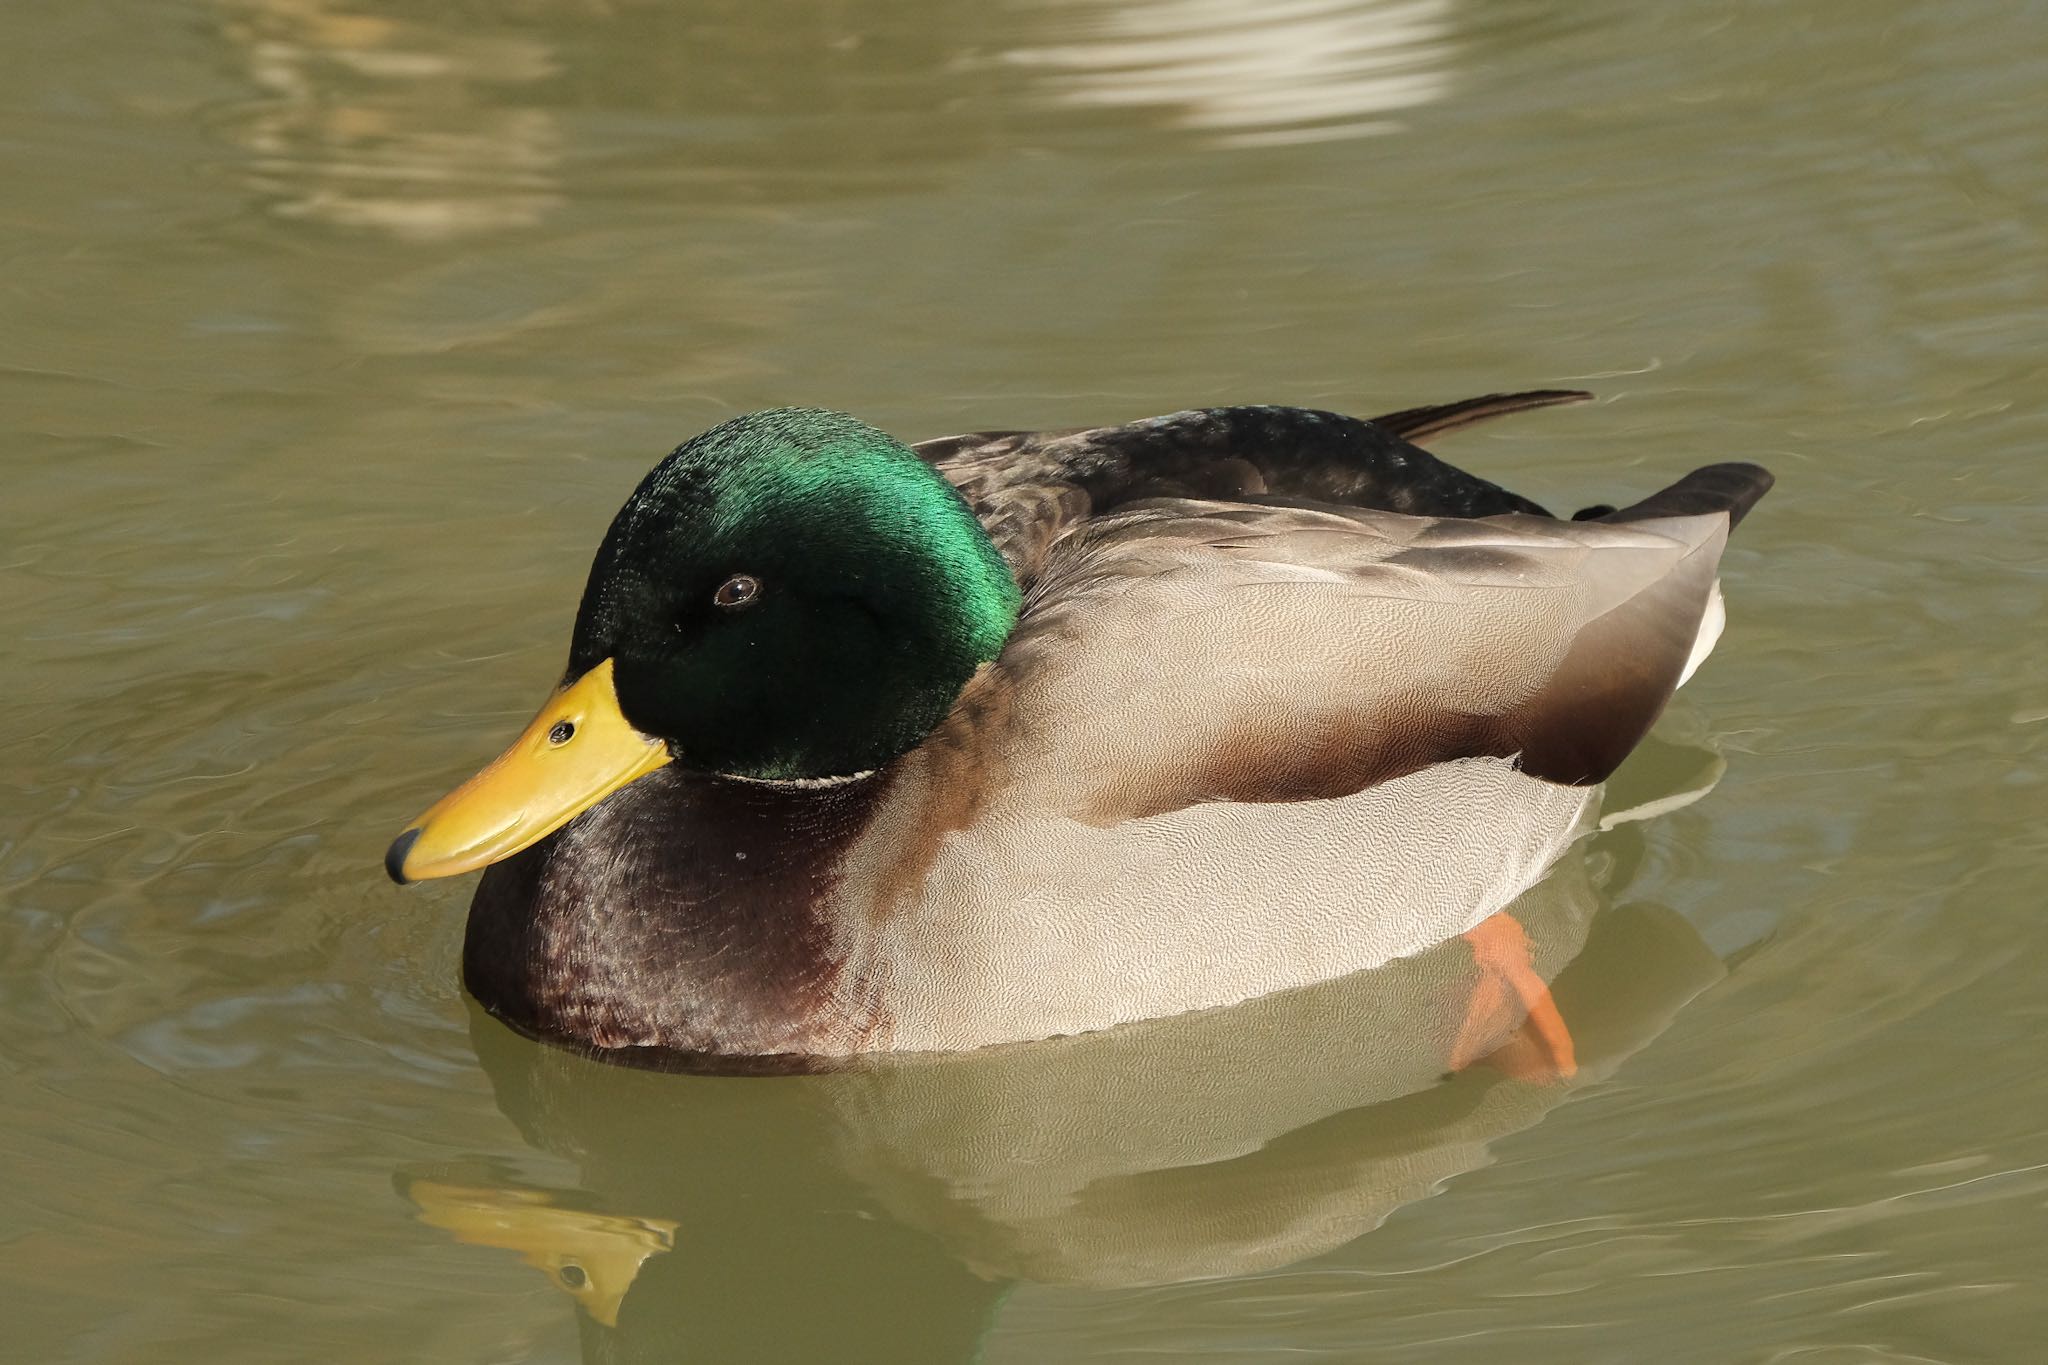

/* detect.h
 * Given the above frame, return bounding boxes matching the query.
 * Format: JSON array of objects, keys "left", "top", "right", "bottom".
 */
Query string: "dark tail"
[
  {"left": 1368, "top": 389, "right": 1593, "bottom": 444},
  {"left": 1598, "top": 463, "right": 1775, "bottom": 529}
]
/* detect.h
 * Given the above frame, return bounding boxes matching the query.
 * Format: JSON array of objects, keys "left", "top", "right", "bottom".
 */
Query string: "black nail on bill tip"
[{"left": 385, "top": 827, "right": 422, "bottom": 885}]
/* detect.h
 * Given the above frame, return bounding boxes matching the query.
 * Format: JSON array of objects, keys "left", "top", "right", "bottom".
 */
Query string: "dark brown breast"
[{"left": 461, "top": 764, "right": 894, "bottom": 1063}]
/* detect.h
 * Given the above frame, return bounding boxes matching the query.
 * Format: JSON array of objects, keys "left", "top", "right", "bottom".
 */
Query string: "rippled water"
[{"left": 4, "top": 0, "right": 2045, "bottom": 1360}]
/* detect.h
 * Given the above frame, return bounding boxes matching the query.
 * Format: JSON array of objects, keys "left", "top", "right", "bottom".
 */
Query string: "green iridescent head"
[{"left": 569, "top": 408, "right": 1020, "bottom": 780}]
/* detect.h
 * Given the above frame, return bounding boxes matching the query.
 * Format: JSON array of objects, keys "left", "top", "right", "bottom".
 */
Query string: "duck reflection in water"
[{"left": 403, "top": 749, "right": 1728, "bottom": 1364}]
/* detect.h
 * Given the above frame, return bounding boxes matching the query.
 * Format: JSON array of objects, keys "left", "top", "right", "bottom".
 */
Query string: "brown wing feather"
[
  {"left": 973, "top": 485, "right": 1745, "bottom": 826},
  {"left": 912, "top": 393, "right": 1587, "bottom": 584}
]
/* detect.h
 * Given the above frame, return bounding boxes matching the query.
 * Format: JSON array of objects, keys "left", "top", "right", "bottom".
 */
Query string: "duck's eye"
[
  {"left": 712, "top": 574, "right": 762, "bottom": 609},
  {"left": 547, "top": 720, "right": 576, "bottom": 746}
]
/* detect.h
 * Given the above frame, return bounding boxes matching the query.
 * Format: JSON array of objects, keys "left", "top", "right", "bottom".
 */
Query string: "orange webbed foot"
[{"left": 1449, "top": 911, "right": 1578, "bottom": 1083}]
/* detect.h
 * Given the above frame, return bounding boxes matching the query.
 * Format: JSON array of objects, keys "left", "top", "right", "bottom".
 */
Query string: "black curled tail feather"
[{"left": 1367, "top": 389, "right": 1593, "bottom": 444}]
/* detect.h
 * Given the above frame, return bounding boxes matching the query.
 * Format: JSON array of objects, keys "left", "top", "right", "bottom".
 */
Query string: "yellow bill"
[{"left": 386, "top": 658, "right": 671, "bottom": 884}]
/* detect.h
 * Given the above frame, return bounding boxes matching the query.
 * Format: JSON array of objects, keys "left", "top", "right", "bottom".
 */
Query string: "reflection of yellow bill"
[
  {"left": 387, "top": 658, "right": 670, "bottom": 883},
  {"left": 405, "top": 1177, "right": 678, "bottom": 1327}
]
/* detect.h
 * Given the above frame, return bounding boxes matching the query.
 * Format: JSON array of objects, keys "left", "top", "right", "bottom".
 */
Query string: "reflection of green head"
[{"left": 570, "top": 408, "right": 1021, "bottom": 780}]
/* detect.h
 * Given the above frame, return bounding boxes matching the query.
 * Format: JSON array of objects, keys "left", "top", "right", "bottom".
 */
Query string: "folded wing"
[
  {"left": 915, "top": 393, "right": 1585, "bottom": 585},
  {"left": 981, "top": 465, "right": 1768, "bottom": 824}
]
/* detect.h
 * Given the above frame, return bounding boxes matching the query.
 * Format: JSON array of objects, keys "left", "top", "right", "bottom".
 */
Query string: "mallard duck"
[{"left": 386, "top": 391, "right": 1770, "bottom": 1063}]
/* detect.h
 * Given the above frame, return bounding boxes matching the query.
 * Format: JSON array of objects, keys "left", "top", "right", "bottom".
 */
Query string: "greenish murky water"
[{"left": 4, "top": 1, "right": 2045, "bottom": 1360}]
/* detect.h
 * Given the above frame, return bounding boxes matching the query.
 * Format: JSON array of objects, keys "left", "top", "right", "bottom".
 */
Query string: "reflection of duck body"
[
  {"left": 388, "top": 392, "right": 1770, "bottom": 1064},
  {"left": 410, "top": 825, "right": 1728, "bottom": 1361}
]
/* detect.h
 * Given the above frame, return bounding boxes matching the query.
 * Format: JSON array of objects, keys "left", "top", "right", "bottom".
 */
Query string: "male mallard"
[{"left": 386, "top": 392, "right": 1770, "bottom": 1063}]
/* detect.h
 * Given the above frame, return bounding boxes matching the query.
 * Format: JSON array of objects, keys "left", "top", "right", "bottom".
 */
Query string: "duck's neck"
[{"left": 462, "top": 763, "right": 893, "bottom": 1062}]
